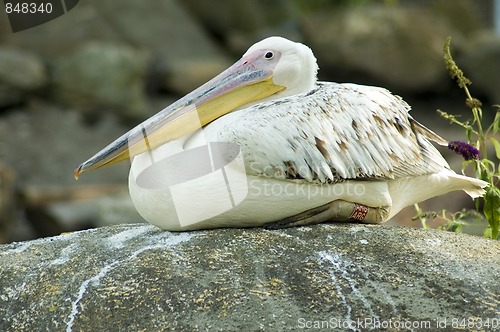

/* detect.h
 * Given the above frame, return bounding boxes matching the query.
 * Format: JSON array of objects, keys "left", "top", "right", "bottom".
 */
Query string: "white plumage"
[
  {"left": 130, "top": 78, "right": 485, "bottom": 231},
  {"left": 77, "top": 36, "right": 487, "bottom": 230}
]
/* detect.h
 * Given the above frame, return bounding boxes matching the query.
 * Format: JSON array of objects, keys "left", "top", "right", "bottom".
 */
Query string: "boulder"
[
  {"left": 301, "top": 6, "right": 460, "bottom": 92},
  {"left": 52, "top": 42, "right": 149, "bottom": 119},
  {"left": 0, "top": 104, "right": 135, "bottom": 240},
  {"left": 459, "top": 32, "right": 500, "bottom": 105},
  {"left": 0, "top": 223, "right": 498, "bottom": 331},
  {"left": 95, "top": 193, "right": 144, "bottom": 228},
  {"left": 1, "top": 0, "right": 230, "bottom": 100},
  {"left": 181, "top": 0, "right": 301, "bottom": 55},
  {"left": 0, "top": 47, "right": 47, "bottom": 108},
  {"left": 0, "top": 163, "right": 16, "bottom": 244},
  {"left": 0, "top": 104, "right": 129, "bottom": 188}
]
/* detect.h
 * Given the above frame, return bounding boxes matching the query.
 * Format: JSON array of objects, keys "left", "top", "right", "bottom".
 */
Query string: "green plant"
[{"left": 414, "top": 37, "right": 500, "bottom": 240}]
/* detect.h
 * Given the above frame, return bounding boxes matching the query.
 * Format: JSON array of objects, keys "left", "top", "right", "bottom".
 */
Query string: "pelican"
[{"left": 75, "top": 36, "right": 487, "bottom": 231}]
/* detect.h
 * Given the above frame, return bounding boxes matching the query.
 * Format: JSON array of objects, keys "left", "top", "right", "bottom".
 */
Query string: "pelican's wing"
[{"left": 211, "top": 82, "right": 449, "bottom": 183}]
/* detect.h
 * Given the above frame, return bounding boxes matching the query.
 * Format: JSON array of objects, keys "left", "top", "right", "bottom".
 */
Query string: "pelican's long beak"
[{"left": 75, "top": 51, "right": 285, "bottom": 179}]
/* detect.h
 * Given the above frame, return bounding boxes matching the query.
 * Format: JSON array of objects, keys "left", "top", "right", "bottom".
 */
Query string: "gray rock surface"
[
  {"left": 1, "top": 0, "right": 230, "bottom": 99},
  {"left": 460, "top": 32, "right": 500, "bottom": 105},
  {"left": 0, "top": 223, "right": 498, "bottom": 331},
  {"left": 0, "top": 47, "right": 47, "bottom": 108},
  {"left": 302, "top": 6, "right": 458, "bottom": 92},
  {"left": 52, "top": 42, "right": 149, "bottom": 119},
  {"left": 0, "top": 104, "right": 129, "bottom": 188},
  {"left": 0, "top": 104, "right": 136, "bottom": 240},
  {"left": 181, "top": 0, "right": 301, "bottom": 55}
]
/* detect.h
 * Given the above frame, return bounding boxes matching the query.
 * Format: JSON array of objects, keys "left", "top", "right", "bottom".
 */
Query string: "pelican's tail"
[
  {"left": 410, "top": 118, "right": 488, "bottom": 197},
  {"left": 387, "top": 170, "right": 488, "bottom": 220},
  {"left": 452, "top": 172, "right": 488, "bottom": 198}
]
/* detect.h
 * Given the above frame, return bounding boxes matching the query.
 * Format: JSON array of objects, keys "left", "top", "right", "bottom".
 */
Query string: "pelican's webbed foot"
[{"left": 264, "top": 200, "right": 390, "bottom": 229}]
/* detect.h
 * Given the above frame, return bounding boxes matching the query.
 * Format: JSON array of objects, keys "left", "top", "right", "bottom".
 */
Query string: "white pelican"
[{"left": 75, "top": 36, "right": 487, "bottom": 231}]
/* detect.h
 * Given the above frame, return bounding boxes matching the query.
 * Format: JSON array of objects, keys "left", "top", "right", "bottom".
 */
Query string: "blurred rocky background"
[{"left": 0, "top": 0, "right": 499, "bottom": 243}]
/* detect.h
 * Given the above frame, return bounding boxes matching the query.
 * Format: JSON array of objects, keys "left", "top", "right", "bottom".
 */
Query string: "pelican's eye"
[{"left": 264, "top": 51, "right": 274, "bottom": 60}]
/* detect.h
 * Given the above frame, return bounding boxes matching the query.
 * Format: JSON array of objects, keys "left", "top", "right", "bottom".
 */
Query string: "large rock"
[
  {"left": 52, "top": 42, "right": 149, "bottom": 119},
  {"left": 301, "top": 6, "right": 462, "bottom": 92},
  {"left": 0, "top": 223, "right": 498, "bottom": 331},
  {"left": 0, "top": 163, "right": 16, "bottom": 244},
  {"left": 1, "top": 0, "right": 230, "bottom": 100},
  {"left": 181, "top": 0, "right": 301, "bottom": 55},
  {"left": 0, "top": 104, "right": 129, "bottom": 188},
  {"left": 0, "top": 47, "right": 47, "bottom": 108},
  {"left": 0, "top": 104, "right": 136, "bottom": 240},
  {"left": 460, "top": 32, "right": 500, "bottom": 105}
]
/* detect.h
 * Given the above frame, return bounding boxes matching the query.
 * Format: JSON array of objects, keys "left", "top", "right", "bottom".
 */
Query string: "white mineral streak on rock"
[
  {"left": 1, "top": 242, "right": 32, "bottom": 255},
  {"left": 65, "top": 227, "right": 198, "bottom": 332},
  {"left": 51, "top": 243, "right": 79, "bottom": 266},
  {"left": 317, "top": 252, "right": 356, "bottom": 331},
  {"left": 319, "top": 251, "right": 393, "bottom": 331},
  {"left": 105, "top": 224, "right": 152, "bottom": 249}
]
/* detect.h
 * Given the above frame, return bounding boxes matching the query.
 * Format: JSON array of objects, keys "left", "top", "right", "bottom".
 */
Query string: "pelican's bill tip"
[{"left": 74, "top": 165, "right": 83, "bottom": 180}]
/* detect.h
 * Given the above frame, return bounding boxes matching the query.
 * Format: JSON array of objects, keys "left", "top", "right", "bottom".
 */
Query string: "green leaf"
[
  {"left": 492, "top": 109, "right": 500, "bottom": 134},
  {"left": 490, "top": 137, "right": 500, "bottom": 160},
  {"left": 483, "top": 227, "right": 492, "bottom": 239},
  {"left": 483, "top": 186, "right": 500, "bottom": 239}
]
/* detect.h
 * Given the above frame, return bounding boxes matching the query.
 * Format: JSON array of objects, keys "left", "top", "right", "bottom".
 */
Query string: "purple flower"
[{"left": 447, "top": 141, "right": 480, "bottom": 161}]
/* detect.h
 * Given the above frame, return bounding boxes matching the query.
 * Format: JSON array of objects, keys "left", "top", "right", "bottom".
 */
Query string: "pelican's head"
[
  {"left": 75, "top": 37, "right": 318, "bottom": 177},
  {"left": 243, "top": 36, "right": 318, "bottom": 101}
]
